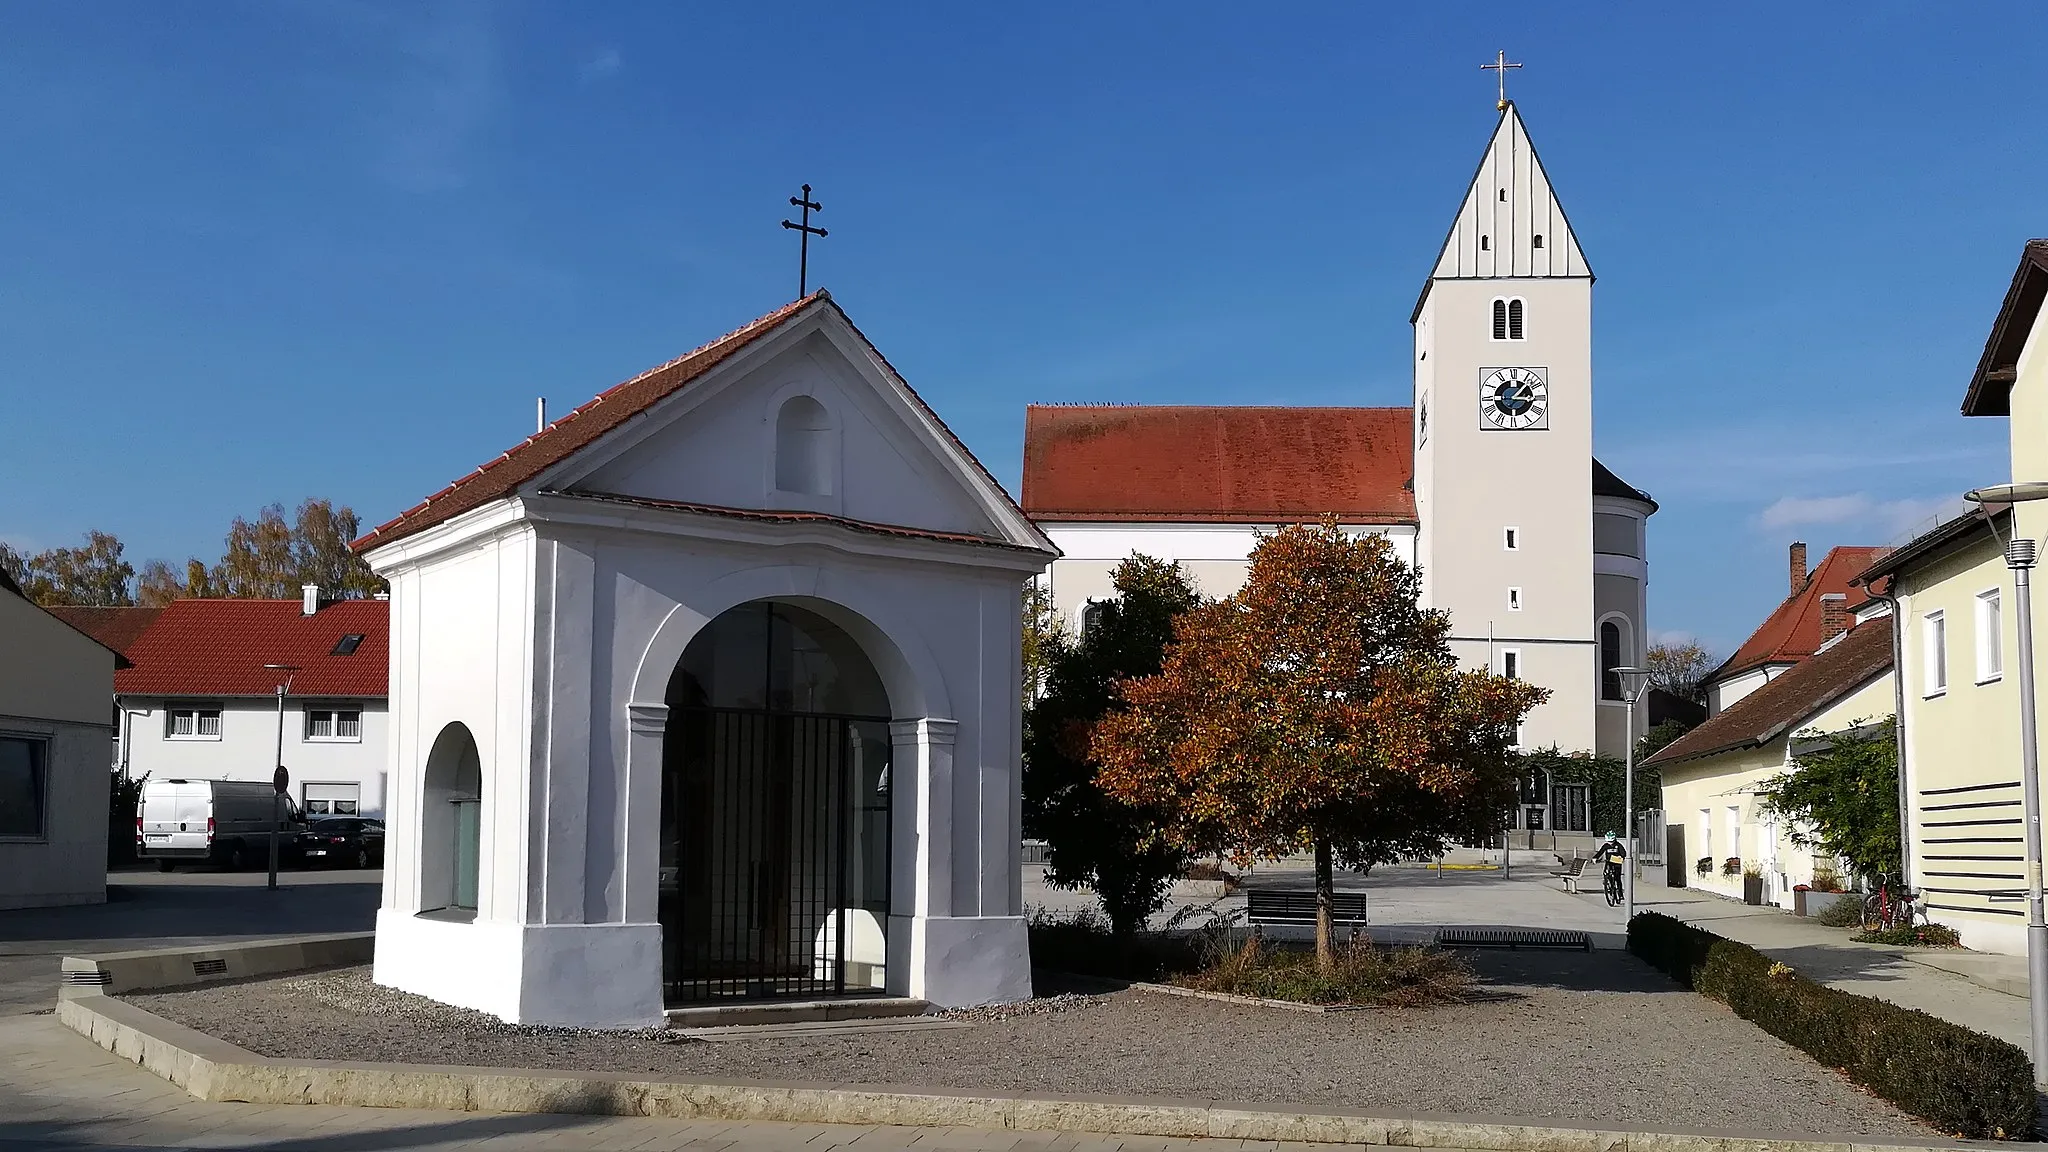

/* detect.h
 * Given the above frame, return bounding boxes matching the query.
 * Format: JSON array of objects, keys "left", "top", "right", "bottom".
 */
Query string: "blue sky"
[{"left": 2, "top": 3, "right": 2042, "bottom": 654}]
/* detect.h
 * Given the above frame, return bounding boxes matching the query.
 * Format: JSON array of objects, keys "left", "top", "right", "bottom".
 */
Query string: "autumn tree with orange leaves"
[{"left": 1092, "top": 519, "right": 1546, "bottom": 969}]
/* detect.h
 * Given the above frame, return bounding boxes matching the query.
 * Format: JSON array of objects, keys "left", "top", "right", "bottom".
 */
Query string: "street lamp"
[
  {"left": 1965, "top": 483, "right": 2048, "bottom": 1087},
  {"left": 262, "top": 664, "right": 300, "bottom": 893},
  {"left": 1611, "top": 665, "right": 1654, "bottom": 924}
]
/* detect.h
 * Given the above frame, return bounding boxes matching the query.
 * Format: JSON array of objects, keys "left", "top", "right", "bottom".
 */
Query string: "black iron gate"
[{"left": 660, "top": 707, "right": 891, "bottom": 1004}]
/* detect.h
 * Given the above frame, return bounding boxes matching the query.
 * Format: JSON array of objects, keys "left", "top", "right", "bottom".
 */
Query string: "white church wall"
[
  {"left": 578, "top": 331, "right": 996, "bottom": 539},
  {"left": 372, "top": 516, "right": 541, "bottom": 1022},
  {"left": 1040, "top": 521, "right": 1417, "bottom": 630}
]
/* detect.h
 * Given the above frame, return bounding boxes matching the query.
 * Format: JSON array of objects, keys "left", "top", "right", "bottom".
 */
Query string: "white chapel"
[
  {"left": 1025, "top": 100, "right": 1657, "bottom": 833},
  {"left": 359, "top": 294, "right": 1055, "bottom": 1027}
]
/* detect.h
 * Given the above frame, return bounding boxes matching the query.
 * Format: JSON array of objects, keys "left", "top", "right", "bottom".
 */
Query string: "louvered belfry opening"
[{"left": 658, "top": 601, "right": 893, "bottom": 1004}]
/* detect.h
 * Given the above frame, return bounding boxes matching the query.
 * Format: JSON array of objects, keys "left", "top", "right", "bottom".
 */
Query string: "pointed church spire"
[{"left": 1422, "top": 101, "right": 1591, "bottom": 289}]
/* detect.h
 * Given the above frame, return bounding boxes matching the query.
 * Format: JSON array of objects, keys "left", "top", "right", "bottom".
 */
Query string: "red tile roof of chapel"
[
  {"left": 1712, "top": 545, "right": 1891, "bottom": 683},
  {"left": 113, "top": 598, "right": 388, "bottom": 699},
  {"left": 355, "top": 292, "right": 1049, "bottom": 555},
  {"left": 1021, "top": 405, "right": 1419, "bottom": 524}
]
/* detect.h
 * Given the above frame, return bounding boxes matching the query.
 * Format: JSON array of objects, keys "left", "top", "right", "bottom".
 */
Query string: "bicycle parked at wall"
[{"left": 1862, "top": 872, "right": 1921, "bottom": 931}]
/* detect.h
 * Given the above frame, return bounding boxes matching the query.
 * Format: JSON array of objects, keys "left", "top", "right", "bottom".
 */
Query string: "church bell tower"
[{"left": 1411, "top": 97, "right": 1597, "bottom": 757}]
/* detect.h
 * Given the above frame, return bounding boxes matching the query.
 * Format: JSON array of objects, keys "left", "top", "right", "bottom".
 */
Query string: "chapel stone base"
[
  {"left": 894, "top": 914, "right": 1033, "bottom": 1007},
  {"left": 373, "top": 910, "right": 666, "bottom": 1028}
]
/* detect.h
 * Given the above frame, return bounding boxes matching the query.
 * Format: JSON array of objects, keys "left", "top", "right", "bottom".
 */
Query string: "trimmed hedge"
[{"left": 1629, "top": 912, "right": 2034, "bottom": 1139}]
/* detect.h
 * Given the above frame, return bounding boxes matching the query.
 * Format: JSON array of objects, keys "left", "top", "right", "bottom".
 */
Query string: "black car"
[{"left": 298, "top": 817, "right": 385, "bottom": 869}]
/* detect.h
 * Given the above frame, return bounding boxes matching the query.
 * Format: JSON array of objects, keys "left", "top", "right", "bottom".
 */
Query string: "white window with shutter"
[
  {"left": 304, "top": 706, "right": 364, "bottom": 743},
  {"left": 1977, "top": 589, "right": 2002, "bottom": 684},
  {"left": 166, "top": 705, "right": 223, "bottom": 740},
  {"left": 1923, "top": 611, "right": 1947, "bottom": 696}
]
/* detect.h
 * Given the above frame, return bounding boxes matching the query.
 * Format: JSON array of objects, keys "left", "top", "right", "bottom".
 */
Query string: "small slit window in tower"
[
  {"left": 1508, "top": 587, "right": 1523, "bottom": 612},
  {"left": 1532, "top": 233, "right": 1545, "bottom": 249},
  {"left": 1491, "top": 299, "right": 1508, "bottom": 340},
  {"left": 1498, "top": 189, "right": 1507, "bottom": 202},
  {"left": 1480, "top": 234, "right": 1490, "bottom": 251},
  {"left": 1508, "top": 298, "right": 1525, "bottom": 340},
  {"left": 1504, "top": 527, "right": 1519, "bottom": 551}
]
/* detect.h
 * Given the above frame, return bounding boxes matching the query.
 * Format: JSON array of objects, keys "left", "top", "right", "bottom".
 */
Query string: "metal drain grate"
[
  {"left": 61, "top": 970, "right": 111, "bottom": 987},
  {"left": 1434, "top": 927, "right": 1592, "bottom": 952},
  {"left": 192, "top": 958, "right": 228, "bottom": 977}
]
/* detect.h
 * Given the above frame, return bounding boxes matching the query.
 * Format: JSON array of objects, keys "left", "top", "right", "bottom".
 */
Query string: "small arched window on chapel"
[
  {"left": 774, "top": 395, "right": 835, "bottom": 497},
  {"left": 1492, "top": 298, "right": 1525, "bottom": 341}
]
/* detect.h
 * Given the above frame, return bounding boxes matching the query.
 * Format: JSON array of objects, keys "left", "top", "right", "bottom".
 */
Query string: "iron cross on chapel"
[
  {"left": 1482, "top": 50, "right": 1522, "bottom": 109},
  {"left": 781, "top": 184, "right": 827, "bottom": 298}
]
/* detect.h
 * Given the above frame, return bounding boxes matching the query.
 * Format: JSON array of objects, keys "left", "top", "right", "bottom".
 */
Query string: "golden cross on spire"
[{"left": 1481, "top": 50, "right": 1522, "bottom": 110}]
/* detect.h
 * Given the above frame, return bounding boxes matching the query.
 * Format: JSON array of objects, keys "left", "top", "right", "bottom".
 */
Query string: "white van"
[{"left": 137, "top": 778, "right": 309, "bottom": 871}]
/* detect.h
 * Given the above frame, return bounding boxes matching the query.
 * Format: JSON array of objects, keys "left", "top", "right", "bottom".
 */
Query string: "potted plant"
[
  {"left": 1695, "top": 856, "right": 1713, "bottom": 878},
  {"left": 1742, "top": 865, "right": 1766, "bottom": 906},
  {"left": 1721, "top": 856, "right": 1742, "bottom": 879},
  {"left": 1792, "top": 882, "right": 1812, "bottom": 916}
]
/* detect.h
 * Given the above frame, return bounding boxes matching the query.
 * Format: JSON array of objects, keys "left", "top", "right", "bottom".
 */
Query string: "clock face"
[{"left": 1479, "top": 367, "right": 1549, "bottom": 431}]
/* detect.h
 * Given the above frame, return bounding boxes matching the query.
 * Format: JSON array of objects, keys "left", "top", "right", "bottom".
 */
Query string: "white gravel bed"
[{"left": 125, "top": 952, "right": 1931, "bottom": 1138}]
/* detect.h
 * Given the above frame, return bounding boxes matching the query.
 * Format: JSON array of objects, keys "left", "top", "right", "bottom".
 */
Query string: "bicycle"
[
  {"left": 1602, "top": 864, "right": 1624, "bottom": 907},
  {"left": 1861, "top": 872, "right": 1920, "bottom": 932}
]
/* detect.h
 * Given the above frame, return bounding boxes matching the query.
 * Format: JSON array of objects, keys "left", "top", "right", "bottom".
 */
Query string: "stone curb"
[
  {"left": 59, "top": 931, "right": 375, "bottom": 997},
  {"left": 56, "top": 991, "right": 2006, "bottom": 1152}
]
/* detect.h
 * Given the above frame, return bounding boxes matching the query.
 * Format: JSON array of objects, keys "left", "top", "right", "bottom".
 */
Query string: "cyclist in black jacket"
[{"left": 1593, "top": 832, "right": 1627, "bottom": 906}]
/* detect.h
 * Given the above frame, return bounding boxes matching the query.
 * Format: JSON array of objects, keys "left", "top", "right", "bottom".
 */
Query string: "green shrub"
[
  {"left": 1814, "top": 894, "right": 1866, "bottom": 928},
  {"left": 1629, "top": 912, "right": 2033, "bottom": 1139},
  {"left": 1025, "top": 908, "right": 1196, "bottom": 981},
  {"left": 1855, "top": 922, "right": 1963, "bottom": 948}
]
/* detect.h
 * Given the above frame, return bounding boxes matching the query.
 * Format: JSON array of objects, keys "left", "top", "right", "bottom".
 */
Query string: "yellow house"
[
  {"left": 1646, "top": 620, "right": 1894, "bottom": 908},
  {"left": 1859, "top": 239, "right": 2048, "bottom": 956}
]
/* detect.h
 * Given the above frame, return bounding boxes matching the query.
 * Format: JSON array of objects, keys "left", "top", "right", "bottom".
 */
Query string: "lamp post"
[
  {"left": 262, "top": 664, "right": 299, "bottom": 892},
  {"left": 1612, "top": 665, "right": 1654, "bottom": 925},
  {"left": 1965, "top": 482, "right": 2048, "bottom": 1088}
]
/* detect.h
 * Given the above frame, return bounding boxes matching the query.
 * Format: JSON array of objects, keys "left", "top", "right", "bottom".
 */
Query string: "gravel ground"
[{"left": 126, "top": 952, "right": 1928, "bottom": 1139}]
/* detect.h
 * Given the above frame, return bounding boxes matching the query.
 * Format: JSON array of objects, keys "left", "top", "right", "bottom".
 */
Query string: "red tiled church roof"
[
  {"left": 1714, "top": 545, "right": 1890, "bottom": 682},
  {"left": 1021, "top": 405, "right": 1418, "bottom": 524},
  {"left": 115, "top": 599, "right": 388, "bottom": 698},
  {"left": 45, "top": 605, "right": 162, "bottom": 657}
]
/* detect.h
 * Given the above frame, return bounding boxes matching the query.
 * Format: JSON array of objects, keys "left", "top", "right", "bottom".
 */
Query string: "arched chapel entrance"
[{"left": 659, "top": 600, "right": 894, "bottom": 1004}]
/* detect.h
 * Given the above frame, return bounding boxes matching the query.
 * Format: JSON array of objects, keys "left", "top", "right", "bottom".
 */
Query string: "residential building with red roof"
[
  {"left": 111, "top": 588, "right": 390, "bottom": 820},
  {"left": 1703, "top": 542, "right": 1892, "bottom": 716},
  {"left": 1846, "top": 238, "right": 2048, "bottom": 958},
  {"left": 1, "top": 568, "right": 118, "bottom": 908},
  {"left": 1021, "top": 101, "right": 1658, "bottom": 850},
  {"left": 1646, "top": 618, "right": 1895, "bottom": 909}
]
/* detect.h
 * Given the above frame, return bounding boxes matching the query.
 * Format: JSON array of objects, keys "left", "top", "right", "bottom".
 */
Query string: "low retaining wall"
[
  {"left": 57, "top": 989, "right": 1992, "bottom": 1152},
  {"left": 59, "top": 932, "right": 374, "bottom": 997}
]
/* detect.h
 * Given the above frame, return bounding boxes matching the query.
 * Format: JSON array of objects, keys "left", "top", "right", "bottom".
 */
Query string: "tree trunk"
[{"left": 1314, "top": 835, "right": 1335, "bottom": 973}]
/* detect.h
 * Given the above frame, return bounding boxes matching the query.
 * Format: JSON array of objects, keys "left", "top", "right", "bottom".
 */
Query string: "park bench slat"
[{"left": 1244, "top": 890, "right": 1369, "bottom": 925}]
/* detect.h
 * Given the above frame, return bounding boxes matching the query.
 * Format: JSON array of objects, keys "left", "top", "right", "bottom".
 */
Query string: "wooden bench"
[
  {"left": 1548, "top": 856, "right": 1591, "bottom": 894},
  {"left": 1244, "top": 889, "right": 1368, "bottom": 928}
]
